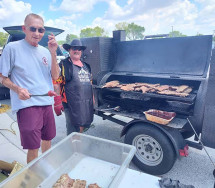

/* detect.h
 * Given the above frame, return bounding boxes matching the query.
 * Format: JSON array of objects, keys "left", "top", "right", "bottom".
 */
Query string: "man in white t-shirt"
[{"left": 0, "top": 13, "right": 60, "bottom": 163}]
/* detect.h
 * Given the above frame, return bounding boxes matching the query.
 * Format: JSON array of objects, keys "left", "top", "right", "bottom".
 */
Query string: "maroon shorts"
[{"left": 17, "top": 105, "right": 56, "bottom": 150}]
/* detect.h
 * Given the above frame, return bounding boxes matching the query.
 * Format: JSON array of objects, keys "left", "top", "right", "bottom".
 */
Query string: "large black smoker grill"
[{"left": 81, "top": 31, "right": 215, "bottom": 175}]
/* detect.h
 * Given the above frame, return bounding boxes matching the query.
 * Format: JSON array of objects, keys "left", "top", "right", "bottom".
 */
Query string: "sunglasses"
[
  {"left": 70, "top": 47, "right": 82, "bottom": 51},
  {"left": 28, "top": 26, "right": 45, "bottom": 34}
]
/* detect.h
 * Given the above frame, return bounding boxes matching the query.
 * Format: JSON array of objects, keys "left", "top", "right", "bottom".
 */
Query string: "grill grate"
[{"left": 101, "top": 87, "right": 196, "bottom": 103}]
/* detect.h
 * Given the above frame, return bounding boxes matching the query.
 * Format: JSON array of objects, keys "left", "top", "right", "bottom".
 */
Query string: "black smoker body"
[{"left": 81, "top": 32, "right": 214, "bottom": 175}]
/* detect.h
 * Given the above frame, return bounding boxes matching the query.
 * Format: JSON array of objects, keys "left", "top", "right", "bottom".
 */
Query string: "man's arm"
[
  {"left": 53, "top": 83, "right": 61, "bottom": 95},
  {"left": 0, "top": 73, "right": 30, "bottom": 100},
  {"left": 48, "top": 33, "right": 60, "bottom": 80},
  {"left": 50, "top": 52, "right": 60, "bottom": 80}
]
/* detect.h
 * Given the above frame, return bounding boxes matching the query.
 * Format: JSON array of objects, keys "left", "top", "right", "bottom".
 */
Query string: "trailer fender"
[{"left": 121, "top": 120, "right": 187, "bottom": 157}]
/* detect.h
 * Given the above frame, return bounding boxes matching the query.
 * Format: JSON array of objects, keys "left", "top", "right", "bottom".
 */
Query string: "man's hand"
[
  {"left": 17, "top": 88, "right": 31, "bottom": 100},
  {"left": 54, "top": 96, "right": 64, "bottom": 116},
  {"left": 48, "top": 33, "right": 58, "bottom": 54}
]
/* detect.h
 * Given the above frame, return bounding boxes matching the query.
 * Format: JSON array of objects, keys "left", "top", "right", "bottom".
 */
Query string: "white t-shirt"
[{"left": 0, "top": 39, "right": 54, "bottom": 113}]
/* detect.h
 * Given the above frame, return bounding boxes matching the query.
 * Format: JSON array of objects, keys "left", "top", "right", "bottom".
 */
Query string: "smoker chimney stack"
[{"left": 113, "top": 30, "right": 126, "bottom": 42}]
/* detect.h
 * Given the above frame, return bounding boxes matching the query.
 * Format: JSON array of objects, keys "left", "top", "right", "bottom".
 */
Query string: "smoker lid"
[{"left": 113, "top": 35, "right": 212, "bottom": 77}]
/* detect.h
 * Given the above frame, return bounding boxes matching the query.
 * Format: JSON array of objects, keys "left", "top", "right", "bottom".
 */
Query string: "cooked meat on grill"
[
  {"left": 183, "top": 87, "right": 192, "bottom": 94},
  {"left": 176, "top": 85, "right": 189, "bottom": 93},
  {"left": 134, "top": 87, "right": 142, "bottom": 91},
  {"left": 140, "top": 86, "right": 151, "bottom": 93},
  {"left": 102, "top": 81, "right": 192, "bottom": 98},
  {"left": 135, "top": 82, "right": 147, "bottom": 87},
  {"left": 102, "top": 80, "right": 120, "bottom": 88},
  {"left": 134, "top": 83, "right": 159, "bottom": 91},
  {"left": 169, "top": 86, "right": 178, "bottom": 91},
  {"left": 158, "top": 90, "right": 189, "bottom": 97},
  {"left": 88, "top": 183, "right": 101, "bottom": 188},
  {"left": 156, "top": 85, "right": 170, "bottom": 92},
  {"left": 120, "top": 84, "right": 136, "bottom": 91},
  {"left": 52, "top": 174, "right": 75, "bottom": 188},
  {"left": 142, "top": 83, "right": 160, "bottom": 88},
  {"left": 149, "top": 88, "right": 156, "bottom": 92}
]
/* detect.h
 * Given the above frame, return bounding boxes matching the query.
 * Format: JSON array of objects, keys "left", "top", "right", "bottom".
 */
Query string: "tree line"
[
  {"left": 58, "top": 22, "right": 215, "bottom": 45},
  {"left": 61, "top": 22, "right": 146, "bottom": 44},
  {"left": 0, "top": 22, "right": 215, "bottom": 47},
  {"left": 0, "top": 32, "right": 8, "bottom": 47}
]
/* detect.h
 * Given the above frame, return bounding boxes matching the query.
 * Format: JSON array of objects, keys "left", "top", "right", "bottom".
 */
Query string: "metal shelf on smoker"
[{"left": 96, "top": 107, "right": 186, "bottom": 129}]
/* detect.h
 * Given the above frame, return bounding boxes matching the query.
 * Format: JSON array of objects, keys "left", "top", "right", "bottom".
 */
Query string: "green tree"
[
  {"left": 127, "top": 22, "right": 145, "bottom": 40},
  {"left": 115, "top": 22, "right": 128, "bottom": 31},
  {"left": 57, "top": 40, "right": 66, "bottom": 45},
  {"left": 169, "top": 31, "right": 187, "bottom": 37},
  {"left": 65, "top": 34, "right": 78, "bottom": 44},
  {"left": 0, "top": 32, "right": 8, "bottom": 47},
  {"left": 80, "top": 26, "right": 107, "bottom": 38},
  {"left": 115, "top": 22, "right": 145, "bottom": 40}
]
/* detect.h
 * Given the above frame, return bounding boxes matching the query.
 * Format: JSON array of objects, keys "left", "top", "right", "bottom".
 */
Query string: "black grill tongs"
[{"left": 30, "top": 90, "right": 57, "bottom": 97}]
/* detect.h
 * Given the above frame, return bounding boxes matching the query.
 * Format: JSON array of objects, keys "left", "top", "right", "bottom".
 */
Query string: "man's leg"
[
  {"left": 41, "top": 106, "right": 56, "bottom": 152},
  {"left": 41, "top": 140, "right": 51, "bottom": 153},
  {"left": 27, "top": 149, "right": 39, "bottom": 163},
  {"left": 17, "top": 107, "right": 43, "bottom": 164},
  {"left": 27, "top": 140, "right": 51, "bottom": 163}
]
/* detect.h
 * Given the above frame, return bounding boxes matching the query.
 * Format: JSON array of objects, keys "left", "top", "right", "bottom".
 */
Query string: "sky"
[{"left": 0, "top": 0, "right": 215, "bottom": 41}]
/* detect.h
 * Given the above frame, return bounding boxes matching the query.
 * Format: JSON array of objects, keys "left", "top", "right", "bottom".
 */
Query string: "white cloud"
[
  {"left": 2, "top": 0, "right": 213, "bottom": 41},
  {"left": 48, "top": 0, "right": 215, "bottom": 39},
  {"left": 0, "top": 0, "right": 31, "bottom": 28},
  {"left": 0, "top": 0, "right": 80, "bottom": 41},
  {"left": 91, "top": 0, "right": 215, "bottom": 37},
  {"left": 50, "top": 0, "right": 99, "bottom": 13},
  {"left": 103, "top": 0, "right": 176, "bottom": 20},
  {"left": 45, "top": 16, "right": 81, "bottom": 40}
]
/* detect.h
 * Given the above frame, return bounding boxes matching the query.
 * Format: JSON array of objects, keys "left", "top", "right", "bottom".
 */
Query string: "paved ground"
[{"left": 1, "top": 99, "right": 215, "bottom": 188}]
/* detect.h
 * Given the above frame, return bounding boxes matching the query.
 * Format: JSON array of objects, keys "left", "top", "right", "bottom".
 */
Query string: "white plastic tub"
[{"left": 0, "top": 133, "right": 136, "bottom": 188}]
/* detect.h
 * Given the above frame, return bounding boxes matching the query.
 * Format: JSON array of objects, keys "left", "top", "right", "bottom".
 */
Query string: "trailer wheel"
[{"left": 125, "top": 123, "right": 176, "bottom": 175}]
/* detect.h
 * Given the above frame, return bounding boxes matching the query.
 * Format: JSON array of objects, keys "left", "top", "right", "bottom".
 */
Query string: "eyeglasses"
[
  {"left": 28, "top": 26, "right": 45, "bottom": 34},
  {"left": 70, "top": 47, "right": 82, "bottom": 51}
]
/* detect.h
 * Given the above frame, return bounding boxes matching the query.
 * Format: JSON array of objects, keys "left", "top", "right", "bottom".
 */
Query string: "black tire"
[{"left": 125, "top": 123, "right": 176, "bottom": 175}]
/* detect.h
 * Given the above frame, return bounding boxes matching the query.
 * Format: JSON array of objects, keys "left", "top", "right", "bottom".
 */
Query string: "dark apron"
[{"left": 64, "top": 63, "right": 94, "bottom": 127}]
